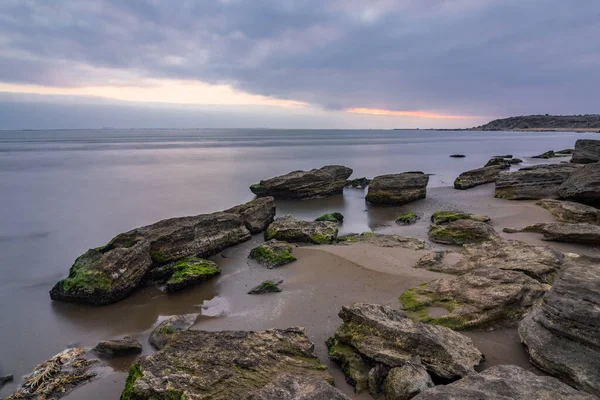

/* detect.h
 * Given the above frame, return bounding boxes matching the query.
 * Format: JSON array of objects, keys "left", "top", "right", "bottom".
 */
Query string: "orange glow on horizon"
[{"left": 346, "top": 107, "right": 474, "bottom": 119}]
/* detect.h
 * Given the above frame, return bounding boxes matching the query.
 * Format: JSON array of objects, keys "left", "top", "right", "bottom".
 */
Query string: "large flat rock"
[
  {"left": 265, "top": 216, "right": 338, "bottom": 244},
  {"left": 571, "top": 139, "right": 600, "bottom": 164},
  {"left": 366, "top": 172, "right": 429, "bottom": 205},
  {"left": 495, "top": 163, "right": 580, "bottom": 200},
  {"left": 512, "top": 222, "right": 600, "bottom": 245},
  {"left": 537, "top": 199, "right": 600, "bottom": 225},
  {"left": 557, "top": 162, "right": 600, "bottom": 206},
  {"left": 454, "top": 165, "right": 508, "bottom": 190}
]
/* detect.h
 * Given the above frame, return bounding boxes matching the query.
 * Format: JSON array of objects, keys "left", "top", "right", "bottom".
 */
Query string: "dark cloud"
[{"left": 1, "top": 0, "right": 599, "bottom": 117}]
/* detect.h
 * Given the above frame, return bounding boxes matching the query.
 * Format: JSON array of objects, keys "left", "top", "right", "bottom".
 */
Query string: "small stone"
[
  {"left": 248, "top": 280, "right": 283, "bottom": 295},
  {"left": 315, "top": 212, "right": 344, "bottom": 223},
  {"left": 249, "top": 240, "right": 296, "bottom": 268},
  {"left": 449, "top": 154, "right": 466, "bottom": 158},
  {"left": 396, "top": 212, "right": 419, "bottom": 225},
  {"left": 93, "top": 337, "right": 142, "bottom": 357},
  {"left": 346, "top": 177, "right": 370, "bottom": 188}
]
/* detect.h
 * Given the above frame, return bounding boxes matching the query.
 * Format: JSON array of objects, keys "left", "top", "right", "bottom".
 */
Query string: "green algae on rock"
[
  {"left": 429, "top": 219, "right": 496, "bottom": 245},
  {"left": 265, "top": 216, "right": 338, "bottom": 244},
  {"left": 149, "top": 314, "right": 198, "bottom": 350},
  {"left": 315, "top": 211, "right": 344, "bottom": 223},
  {"left": 396, "top": 212, "right": 419, "bottom": 225},
  {"left": 164, "top": 257, "right": 220, "bottom": 293},
  {"left": 248, "top": 280, "right": 283, "bottom": 295},
  {"left": 345, "top": 177, "right": 370, "bottom": 188},
  {"left": 249, "top": 240, "right": 296, "bottom": 268}
]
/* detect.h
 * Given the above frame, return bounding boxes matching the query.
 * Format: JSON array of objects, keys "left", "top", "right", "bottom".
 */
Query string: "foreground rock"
[
  {"left": 327, "top": 303, "right": 482, "bottom": 397},
  {"left": 495, "top": 163, "right": 580, "bottom": 200},
  {"left": 557, "top": 162, "right": 600, "bottom": 206},
  {"left": 453, "top": 165, "right": 507, "bottom": 189},
  {"left": 250, "top": 165, "right": 353, "bottom": 199},
  {"left": 571, "top": 139, "right": 600, "bottom": 164},
  {"left": 429, "top": 219, "right": 496, "bottom": 245},
  {"left": 506, "top": 222, "right": 600, "bottom": 244},
  {"left": 249, "top": 240, "right": 296, "bottom": 268},
  {"left": 6, "top": 348, "right": 98, "bottom": 400},
  {"left": 93, "top": 337, "right": 142, "bottom": 357},
  {"left": 265, "top": 216, "right": 338, "bottom": 244},
  {"left": 149, "top": 314, "right": 198, "bottom": 350},
  {"left": 519, "top": 256, "right": 600, "bottom": 396},
  {"left": 537, "top": 199, "right": 600, "bottom": 224},
  {"left": 338, "top": 232, "right": 429, "bottom": 250},
  {"left": 122, "top": 327, "right": 346, "bottom": 400},
  {"left": 366, "top": 172, "right": 429, "bottom": 205},
  {"left": 224, "top": 196, "right": 276, "bottom": 233},
  {"left": 412, "top": 365, "right": 596, "bottom": 400},
  {"left": 400, "top": 267, "right": 549, "bottom": 330},
  {"left": 248, "top": 280, "right": 283, "bottom": 294}
]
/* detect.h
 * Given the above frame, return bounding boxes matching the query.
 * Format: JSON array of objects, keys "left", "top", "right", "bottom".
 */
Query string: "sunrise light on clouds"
[{"left": 346, "top": 108, "right": 476, "bottom": 119}]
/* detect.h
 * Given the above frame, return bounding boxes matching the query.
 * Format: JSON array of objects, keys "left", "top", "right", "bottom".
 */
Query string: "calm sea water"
[{"left": 0, "top": 128, "right": 597, "bottom": 398}]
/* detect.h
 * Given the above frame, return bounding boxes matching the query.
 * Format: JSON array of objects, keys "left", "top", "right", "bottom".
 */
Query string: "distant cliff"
[{"left": 473, "top": 115, "right": 600, "bottom": 131}]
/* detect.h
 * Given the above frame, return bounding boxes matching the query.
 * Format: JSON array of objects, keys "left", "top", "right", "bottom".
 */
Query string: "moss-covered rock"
[
  {"left": 532, "top": 150, "right": 556, "bottom": 159},
  {"left": 165, "top": 257, "right": 220, "bottom": 293},
  {"left": 248, "top": 280, "right": 283, "bottom": 294},
  {"left": 326, "top": 338, "right": 370, "bottom": 392},
  {"left": 265, "top": 216, "right": 338, "bottom": 244},
  {"left": 396, "top": 212, "right": 419, "bottom": 225},
  {"left": 249, "top": 240, "right": 296, "bottom": 268},
  {"left": 430, "top": 211, "right": 490, "bottom": 224},
  {"left": 429, "top": 219, "right": 496, "bottom": 245},
  {"left": 345, "top": 177, "right": 370, "bottom": 188},
  {"left": 315, "top": 212, "right": 344, "bottom": 223},
  {"left": 120, "top": 364, "right": 143, "bottom": 400},
  {"left": 484, "top": 157, "right": 511, "bottom": 168},
  {"left": 149, "top": 314, "right": 198, "bottom": 350}
]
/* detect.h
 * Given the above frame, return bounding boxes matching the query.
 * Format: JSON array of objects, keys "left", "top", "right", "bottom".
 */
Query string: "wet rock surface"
[
  {"left": 506, "top": 222, "right": 600, "bottom": 245},
  {"left": 429, "top": 219, "right": 496, "bottom": 245},
  {"left": 495, "top": 163, "right": 580, "bottom": 200},
  {"left": 248, "top": 280, "right": 283, "bottom": 294},
  {"left": 557, "top": 162, "right": 600, "bottom": 206},
  {"left": 453, "top": 165, "right": 507, "bottom": 190},
  {"left": 93, "top": 337, "right": 142, "bottom": 357},
  {"left": 339, "top": 232, "right": 429, "bottom": 250},
  {"left": 571, "top": 139, "right": 600, "bottom": 164},
  {"left": 246, "top": 374, "right": 351, "bottom": 400},
  {"left": 265, "top": 216, "right": 338, "bottom": 244},
  {"left": 149, "top": 313, "right": 198, "bottom": 350},
  {"left": 250, "top": 165, "right": 353, "bottom": 199},
  {"left": 537, "top": 198, "right": 600, "bottom": 224},
  {"left": 162, "top": 257, "right": 221, "bottom": 293},
  {"left": 384, "top": 358, "right": 434, "bottom": 400},
  {"left": 396, "top": 212, "right": 419, "bottom": 225},
  {"left": 249, "top": 240, "right": 296, "bottom": 268},
  {"left": 224, "top": 196, "right": 276, "bottom": 234},
  {"left": 519, "top": 256, "right": 600, "bottom": 396},
  {"left": 366, "top": 172, "right": 429, "bottom": 205},
  {"left": 430, "top": 211, "right": 490, "bottom": 224}
]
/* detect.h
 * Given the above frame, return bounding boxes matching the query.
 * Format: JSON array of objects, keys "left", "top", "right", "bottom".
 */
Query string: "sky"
[{"left": 0, "top": 0, "right": 599, "bottom": 129}]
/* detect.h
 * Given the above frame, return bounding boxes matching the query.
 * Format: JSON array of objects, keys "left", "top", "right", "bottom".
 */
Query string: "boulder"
[
  {"left": 246, "top": 374, "right": 351, "bottom": 400},
  {"left": 396, "top": 212, "right": 419, "bottom": 225},
  {"left": 399, "top": 267, "right": 549, "bottom": 330},
  {"left": 6, "top": 348, "right": 98, "bottom": 400},
  {"left": 412, "top": 365, "right": 596, "bottom": 400},
  {"left": 429, "top": 219, "right": 496, "bottom": 245},
  {"left": 537, "top": 199, "right": 600, "bottom": 224},
  {"left": 557, "top": 162, "right": 600, "bottom": 206},
  {"left": 495, "top": 163, "right": 580, "bottom": 200},
  {"left": 248, "top": 280, "right": 283, "bottom": 294},
  {"left": 571, "top": 139, "right": 600, "bottom": 164},
  {"left": 519, "top": 256, "right": 600, "bottom": 396},
  {"left": 366, "top": 172, "right": 429, "bottom": 205},
  {"left": 346, "top": 177, "right": 370, "bottom": 189},
  {"left": 315, "top": 212, "right": 344, "bottom": 223},
  {"left": 149, "top": 314, "right": 198, "bottom": 350},
  {"left": 50, "top": 211, "right": 251, "bottom": 305},
  {"left": 265, "top": 216, "right": 338, "bottom": 244},
  {"left": 453, "top": 165, "right": 507, "bottom": 190},
  {"left": 250, "top": 165, "right": 353, "bottom": 199},
  {"left": 121, "top": 327, "right": 339, "bottom": 400},
  {"left": 161, "top": 257, "right": 220, "bottom": 293},
  {"left": 384, "top": 358, "right": 434, "bottom": 400},
  {"left": 506, "top": 222, "right": 600, "bottom": 245},
  {"left": 249, "top": 240, "right": 296, "bottom": 268},
  {"left": 93, "top": 337, "right": 142, "bottom": 357},
  {"left": 224, "top": 197, "right": 276, "bottom": 234}
]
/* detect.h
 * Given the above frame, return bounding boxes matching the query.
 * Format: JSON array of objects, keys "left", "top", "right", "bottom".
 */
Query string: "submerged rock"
[
  {"left": 265, "top": 216, "right": 338, "bottom": 244},
  {"left": 93, "top": 337, "right": 142, "bottom": 357},
  {"left": 248, "top": 280, "right": 283, "bottom": 294},
  {"left": 453, "top": 165, "right": 507, "bottom": 190},
  {"left": 519, "top": 256, "right": 600, "bottom": 396},
  {"left": 149, "top": 314, "right": 198, "bottom": 350},
  {"left": 224, "top": 196, "right": 276, "bottom": 234},
  {"left": 571, "top": 139, "right": 600, "bottom": 164},
  {"left": 484, "top": 157, "right": 511, "bottom": 168},
  {"left": 505, "top": 222, "right": 600, "bottom": 245},
  {"left": 449, "top": 154, "right": 465, "bottom": 158},
  {"left": 537, "top": 199, "right": 600, "bottom": 224},
  {"left": 396, "top": 212, "right": 419, "bottom": 225},
  {"left": 315, "top": 211, "right": 344, "bottom": 223},
  {"left": 412, "top": 364, "right": 596, "bottom": 400},
  {"left": 495, "top": 163, "right": 580, "bottom": 200},
  {"left": 250, "top": 165, "right": 353, "bottom": 199},
  {"left": 121, "top": 327, "right": 340, "bottom": 400},
  {"left": 366, "top": 172, "right": 429, "bottom": 205},
  {"left": 345, "top": 177, "right": 370, "bottom": 189},
  {"left": 557, "top": 162, "right": 600, "bottom": 206},
  {"left": 429, "top": 219, "right": 496, "bottom": 245},
  {"left": 249, "top": 240, "right": 296, "bottom": 268}
]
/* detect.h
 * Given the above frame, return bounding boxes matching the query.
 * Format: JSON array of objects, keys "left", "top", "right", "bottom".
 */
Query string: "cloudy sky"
[{"left": 1, "top": 0, "right": 598, "bottom": 129}]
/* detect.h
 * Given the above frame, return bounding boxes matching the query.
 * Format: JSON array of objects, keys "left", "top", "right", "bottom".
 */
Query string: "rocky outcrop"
[
  {"left": 571, "top": 139, "right": 600, "bottom": 164},
  {"left": 265, "top": 216, "right": 338, "bottom": 244},
  {"left": 6, "top": 348, "right": 98, "bottom": 400},
  {"left": 506, "top": 222, "right": 600, "bottom": 245},
  {"left": 250, "top": 165, "right": 353, "bottom": 199},
  {"left": 453, "top": 165, "right": 507, "bottom": 190},
  {"left": 121, "top": 327, "right": 343, "bottom": 400},
  {"left": 366, "top": 172, "right": 429, "bottom": 205},
  {"left": 473, "top": 114, "right": 600, "bottom": 131},
  {"left": 557, "top": 162, "right": 600, "bottom": 206},
  {"left": 400, "top": 267, "right": 549, "bottom": 330},
  {"left": 537, "top": 199, "right": 600, "bottom": 224},
  {"left": 249, "top": 240, "right": 296, "bottom": 268},
  {"left": 412, "top": 365, "right": 597, "bottom": 400},
  {"left": 93, "top": 337, "right": 142, "bottom": 357},
  {"left": 224, "top": 197, "right": 276, "bottom": 233},
  {"left": 327, "top": 303, "right": 483, "bottom": 397},
  {"left": 248, "top": 280, "right": 283, "bottom": 294},
  {"left": 495, "top": 163, "right": 580, "bottom": 200},
  {"left": 429, "top": 219, "right": 496, "bottom": 245},
  {"left": 519, "top": 256, "right": 600, "bottom": 396},
  {"left": 149, "top": 314, "right": 198, "bottom": 350},
  {"left": 345, "top": 177, "right": 370, "bottom": 189}
]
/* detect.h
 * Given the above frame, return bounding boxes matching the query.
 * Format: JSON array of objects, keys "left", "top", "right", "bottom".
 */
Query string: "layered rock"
[
  {"left": 495, "top": 163, "right": 580, "bottom": 200},
  {"left": 250, "top": 165, "right": 353, "bottom": 199},
  {"left": 366, "top": 172, "right": 429, "bottom": 205},
  {"left": 519, "top": 256, "right": 600, "bottom": 396},
  {"left": 249, "top": 240, "right": 296, "bottom": 268},
  {"left": 265, "top": 216, "right": 338, "bottom": 244},
  {"left": 506, "top": 222, "right": 600, "bottom": 245},
  {"left": 149, "top": 314, "right": 198, "bottom": 350},
  {"left": 557, "top": 162, "right": 600, "bottom": 206},
  {"left": 429, "top": 219, "right": 496, "bottom": 245},
  {"left": 224, "top": 196, "right": 276, "bottom": 233},
  {"left": 453, "top": 165, "right": 507, "bottom": 190},
  {"left": 571, "top": 139, "right": 600, "bottom": 164},
  {"left": 537, "top": 199, "right": 600, "bottom": 224},
  {"left": 121, "top": 327, "right": 344, "bottom": 400},
  {"left": 93, "top": 337, "right": 142, "bottom": 357},
  {"left": 412, "top": 365, "right": 596, "bottom": 400}
]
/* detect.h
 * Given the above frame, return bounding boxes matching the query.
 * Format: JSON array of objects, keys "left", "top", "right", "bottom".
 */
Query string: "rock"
[
  {"left": 429, "top": 219, "right": 496, "bottom": 245},
  {"left": 6, "top": 348, "right": 98, "bottom": 400},
  {"left": 149, "top": 314, "right": 198, "bottom": 350},
  {"left": 248, "top": 280, "right": 283, "bottom": 294},
  {"left": 121, "top": 327, "right": 337, "bottom": 400},
  {"left": 340, "top": 232, "right": 429, "bottom": 250},
  {"left": 1, "top": 374, "right": 13, "bottom": 388},
  {"left": 495, "top": 163, "right": 580, "bottom": 200},
  {"left": 163, "top": 257, "right": 220, "bottom": 293},
  {"left": 412, "top": 364, "right": 596, "bottom": 399},
  {"left": 315, "top": 212, "right": 344, "bottom": 223},
  {"left": 224, "top": 197, "right": 276, "bottom": 234},
  {"left": 509, "top": 157, "right": 523, "bottom": 164},
  {"left": 400, "top": 267, "right": 549, "bottom": 330},
  {"left": 396, "top": 212, "right": 419, "bottom": 225},
  {"left": 537, "top": 199, "right": 600, "bottom": 224},
  {"left": 556, "top": 148, "right": 574, "bottom": 155},
  {"left": 249, "top": 240, "right": 296, "bottom": 268},
  {"left": 571, "top": 139, "right": 600, "bottom": 164},
  {"left": 532, "top": 150, "right": 556, "bottom": 159},
  {"left": 384, "top": 358, "right": 434, "bottom": 400},
  {"left": 326, "top": 338, "right": 370, "bottom": 392},
  {"left": 250, "top": 165, "right": 353, "bottom": 199},
  {"left": 329, "top": 303, "right": 483, "bottom": 384},
  {"left": 366, "top": 172, "right": 429, "bottom": 205},
  {"left": 454, "top": 165, "right": 507, "bottom": 190},
  {"left": 519, "top": 256, "right": 600, "bottom": 396},
  {"left": 346, "top": 177, "right": 370, "bottom": 188},
  {"left": 247, "top": 374, "right": 351, "bottom": 400},
  {"left": 506, "top": 222, "right": 600, "bottom": 244},
  {"left": 484, "top": 157, "right": 511, "bottom": 168},
  {"left": 93, "top": 337, "right": 142, "bottom": 357},
  {"left": 449, "top": 154, "right": 465, "bottom": 158},
  {"left": 494, "top": 154, "right": 513, "bottom": 159},
  {"left": 50, "top": 211, "right": 251, "bottom": 305},
  {"left": 265, "top": 216, "right": 338, "bottom": 244},
  {"left": 414, "top": 251, "right": 448, "bottom": 270},
  {"left": 430, "top": 211, "right": 490, "bottom": 224},
  {"left": 557, "top": 162, "right": 600, "bottom": 206}
]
